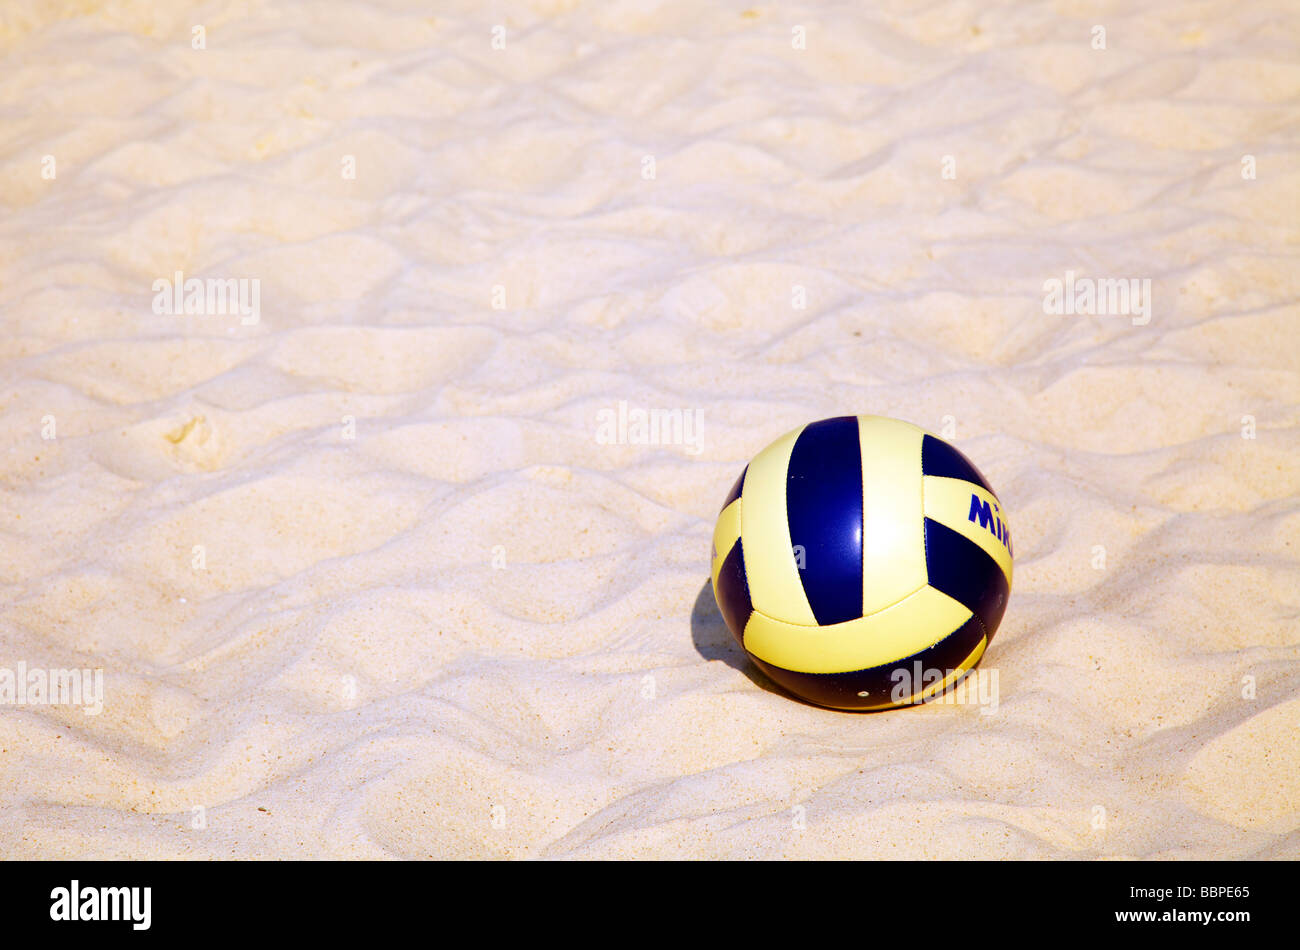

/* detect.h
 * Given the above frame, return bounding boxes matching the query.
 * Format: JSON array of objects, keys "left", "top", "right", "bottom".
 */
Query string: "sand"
[{"left": 0, "top": 0, "right": 1297, "bottom": 859}]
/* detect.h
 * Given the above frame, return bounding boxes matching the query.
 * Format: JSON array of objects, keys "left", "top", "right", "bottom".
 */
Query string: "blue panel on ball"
[
  {"left": 714, "top": 539, "right": 753, "bottom": 647},
  {"left": 786, "top": 416, "right": 864, "bottom": 626},
  {"left": 719, "top": 465, "right": 747, "bottom": 513},
  {"left": 921, "top": 434, "right": 995, "bottom": 496},
  {"left": 923, "top": 517, "right": 1009, "bottom": 635},
  {"left": 749, "top": 612, "right": 988, "bottom": 711}
]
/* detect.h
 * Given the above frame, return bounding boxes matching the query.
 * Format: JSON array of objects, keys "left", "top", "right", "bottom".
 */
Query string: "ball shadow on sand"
[
  {"left": 689, "top": 578, "right": 823, "bottom": 706},
  {"left": 689, "top": 577, "right": 924, "bottom": 713}
]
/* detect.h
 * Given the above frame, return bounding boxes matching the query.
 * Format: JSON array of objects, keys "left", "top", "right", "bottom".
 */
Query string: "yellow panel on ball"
[
  {"left": 857, "top": 416, "right": 928, "bottom": 615},
  {"left": 742, "top": 584, "right": 972, "bottom": 674},
  {"left": 736, "top": 423, "right": 817, "bottom": 627}
]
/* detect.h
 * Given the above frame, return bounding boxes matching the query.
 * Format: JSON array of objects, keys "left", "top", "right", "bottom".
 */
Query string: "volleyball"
[{"left": 710, "top": 415, "right": 1012, "bottom": 710}]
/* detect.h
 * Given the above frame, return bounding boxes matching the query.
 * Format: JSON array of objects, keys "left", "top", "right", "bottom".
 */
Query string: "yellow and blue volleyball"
[{"left": 710, "top": 415, "right": 1012, "bottom": 711}]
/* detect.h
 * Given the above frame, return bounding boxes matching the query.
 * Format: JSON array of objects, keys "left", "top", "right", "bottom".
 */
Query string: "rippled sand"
[{"left": 0, "top": 0, "right": 1297, "bottom": 858}]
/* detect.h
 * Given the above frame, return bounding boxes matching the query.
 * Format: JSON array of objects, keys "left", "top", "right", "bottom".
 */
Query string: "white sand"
[{"left": 0, "top": 0, "right": 1297, "bottom": 859}]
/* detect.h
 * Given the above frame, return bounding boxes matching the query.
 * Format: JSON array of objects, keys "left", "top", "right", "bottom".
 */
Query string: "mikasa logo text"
[{"left": 968, "top": 494, "right": 1012, "bottom": 557}]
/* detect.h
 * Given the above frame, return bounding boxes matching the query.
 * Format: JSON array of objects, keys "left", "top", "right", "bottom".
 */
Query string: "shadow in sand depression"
[
  {"left": 689, "top": 577, "right": 806, "bottom": 703},
  {"left": 688, "top": 577, "right": 930, "bottom": 714}
]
